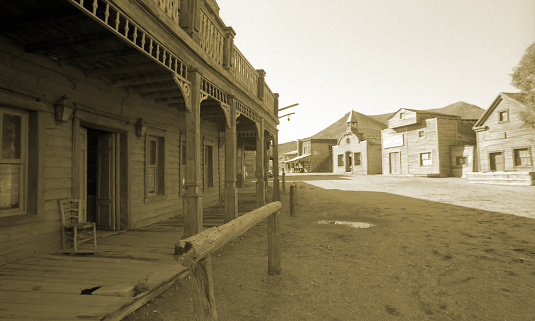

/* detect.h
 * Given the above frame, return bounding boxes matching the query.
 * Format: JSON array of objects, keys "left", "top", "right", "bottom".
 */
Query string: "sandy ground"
[{"left": 124, "top": 175, "right": 535, "bottom": 321}]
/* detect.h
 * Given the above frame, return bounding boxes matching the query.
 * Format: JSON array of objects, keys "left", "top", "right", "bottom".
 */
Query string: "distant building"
[
  {"left": 467, "top": 93, "right": 535, "bottom": 185},
  {"left": 332, "top": 111, "right": 386, "bottom": 174},
  {"left": 382, "top": 108, "right": 478, "bottom": 177},
  {"left": 284, "top": 138, "right": 337, "bottom": 173}
]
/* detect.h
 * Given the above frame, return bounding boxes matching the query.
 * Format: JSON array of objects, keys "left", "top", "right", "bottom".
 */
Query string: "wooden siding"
[
  {"left": 0, "top": 39, "right": 228, "bottom": 264},
  {"left": 476, "top": 97, "right": 535, "bottom": 172},
  {"left": 382, "top": 117, "right": 475, "bottom": 177},
  {"left": 389, "top": 109, "right": 419, "bottom": 128}
]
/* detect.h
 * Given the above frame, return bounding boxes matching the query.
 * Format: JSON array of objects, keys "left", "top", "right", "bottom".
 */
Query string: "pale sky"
[{"left": 219, "top": 0, "right": 535, "bottom": 143}]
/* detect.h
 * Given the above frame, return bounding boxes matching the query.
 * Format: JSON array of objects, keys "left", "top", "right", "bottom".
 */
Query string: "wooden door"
[
  {"left": 389, "top": 152, "right": 400, "bottom": 174},
  {"left": 96, "top": 133, "right": 115, "bottom": 230},
  {"left": 490, "top": 152, "right": 504, "bottom": 172},
  {"left": 78, "top": 128, "right": 88, "bottom": 222}
]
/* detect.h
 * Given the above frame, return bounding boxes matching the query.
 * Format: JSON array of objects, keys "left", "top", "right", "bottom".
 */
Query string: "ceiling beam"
[
  {"left": 25, "top": 32, "right": 112, "bottom": 53},
  {"left": 111, "top": 74, "right": 174, "bottom": 87},
  {"left": 87, "top": 63, "right": 158, "bottom": 77}
]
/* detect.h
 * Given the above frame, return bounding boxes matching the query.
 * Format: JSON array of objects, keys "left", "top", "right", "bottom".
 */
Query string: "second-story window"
[
  {"left": 498, "top": 110, "right": 509, "bottom": 122},
  {"left": 399, "top": 112, "right": 405, "bottom": 119}
]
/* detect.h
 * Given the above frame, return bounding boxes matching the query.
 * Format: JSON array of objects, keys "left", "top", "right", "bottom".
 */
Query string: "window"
[
  {"left": 0, "top": 108, "right": 27, "bottom": 214},
  {"left": 303, "top": 146, "right": 308, "bottom": 155},
  {"left": 337, "top": 154, "right": 344, "bottom": 166},
  {"left": 146, "top": 135, "right": 165, "bottom": 197},
  {"left": 456, "top": 156, "right": 467, "bottom": 166},
  {"left": 420, "top": 152, "right": 432, "bottom": 166},
  {"left": 354, "top": 152, "right": 361, "bottom": 166},
  {"left": 418, "top": 130, "right": 425, "bottom": 138},
  {"left": 514, "top": 148, "right": 531, "bottom": 167},
  {"left": 399, "top": 112, "right": 405, "bottom": 119},
  {"left": 498, "top": 110, "right": 509, "bottom": 122}
]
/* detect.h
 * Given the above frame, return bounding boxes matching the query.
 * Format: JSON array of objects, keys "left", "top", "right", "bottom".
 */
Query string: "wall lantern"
[
  {"left": 54, "top": 96, "right": 74, "bottom": 122},
  {"left": 135, "top": 118, "right": 147, "bottom": 137}
]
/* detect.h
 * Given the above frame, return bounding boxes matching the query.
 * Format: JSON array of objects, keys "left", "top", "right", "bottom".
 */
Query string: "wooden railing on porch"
[{"left": 153, "top": 0, "right": 180, "bottom": 23}]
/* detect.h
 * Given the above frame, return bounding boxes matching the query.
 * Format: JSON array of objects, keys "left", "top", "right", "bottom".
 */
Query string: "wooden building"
[
  {"left": 284, "top": 137, "right": 337, "bottom": 173},
  {"left": 381, "top": 108, "right": 478, "bottom": 177},
  {"left": 0, "top": 0, "right": 279, "bottom": 265},
  {"left": 468, "top": 93, "right": 535, "bottom": 185}
]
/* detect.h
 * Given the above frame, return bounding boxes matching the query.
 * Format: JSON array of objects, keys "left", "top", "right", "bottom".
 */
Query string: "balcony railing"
[
  {"left": 153, "top": 0, "right": 180, "bottom": 23},
  {"left": 199, "top": 8, "right": 225, "bottom": 65},
  {"left": 144, "top": 0, "right": 276, "bottom": 118},
  {"left": 230, "top": 45, "right": 258, "bottom": 97}
]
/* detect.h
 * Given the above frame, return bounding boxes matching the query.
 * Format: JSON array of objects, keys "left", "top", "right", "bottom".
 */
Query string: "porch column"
[
  {"left": 264, "top": 134, "right": 270, "bottom": 201},
  {"left": 272, "top": 130, "right": 280, "bottom": 202},
  {"left": 224, "top": 96, "right": 238, "bottom": 222},
  {"left": 183, "top": 69, "right": 203, "bottom": 237},
  {"left": 256, "top": 119, "right": 265, "bottom": 207}
]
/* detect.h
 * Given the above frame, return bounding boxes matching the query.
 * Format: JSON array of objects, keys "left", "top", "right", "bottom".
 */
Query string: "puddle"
[{"left": 317, "top": 220, "right": 374, "bottom": 229}]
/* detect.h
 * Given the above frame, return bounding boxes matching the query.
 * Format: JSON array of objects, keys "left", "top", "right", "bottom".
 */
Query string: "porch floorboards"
[{"left": 0, "top": 184, "right": 266, "bottom": 320}]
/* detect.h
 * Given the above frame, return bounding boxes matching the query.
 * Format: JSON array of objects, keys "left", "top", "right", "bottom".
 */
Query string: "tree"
[{"left": 511, "top": 42, "right": 535, "bottom": 125}]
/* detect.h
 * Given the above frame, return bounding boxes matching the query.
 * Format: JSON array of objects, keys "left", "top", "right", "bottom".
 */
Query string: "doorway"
[
  {"left": 83, "top": 128, "right": 121, "bottom": 230},
  {"left": 489, "top": 152, "right": 505, "bottom": 172},
  {"left": 389, "top": 152, "right": 401, "bottom": 174},
  {"left": 345, "top": 152, "right": 352, "bottom": 172}
]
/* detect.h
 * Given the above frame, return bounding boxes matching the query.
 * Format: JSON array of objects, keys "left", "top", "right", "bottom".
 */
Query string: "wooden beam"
[
  {"left": 174, "top": 201, "right": 283, "bottom": 266},
  {"left": 256, "top": 119, "right": 266, "bottom": 207},
  {"left": 60, "top": 49, "right": 138, "bottom": 65},
  {"left": 139, "top": 83, "right": 185, "bottom": 94},
  {"left": 25, "top": 32, "right": 112, "bottom": 52},
  {"left": 111, "top": 74, "right": 174, "bottom": 87},
  {"left": 143, "top": 90, "right": 183, "bottom": 100},
  {"left": 87, "top": 63, "right": 159, "bottom": 77}
]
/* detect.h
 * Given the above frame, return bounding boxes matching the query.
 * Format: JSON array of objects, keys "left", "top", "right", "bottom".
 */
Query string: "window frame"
[
  {"left": 420, "top": 152, "right": 432, "bottom": 166},
  {"left": 513, "top": 147, "right": 532, "bottom": 167},
  {"left": 144, "top": 129, "right": 165, "bottom": 200},
  {"left": 0, "top": 107, "right": 28, "bottom": 216},
  {"left": 418, "top": 130, "right": 425, "bottom": 138},
  {"left": 498, "top": 110, "right": 509, "bottom": 123},
  {"left": 337, "top": 154, "right": 344, "bottom": 167},
  {"left": 354, "top": 152, "right": 361, "bottom": 166}
]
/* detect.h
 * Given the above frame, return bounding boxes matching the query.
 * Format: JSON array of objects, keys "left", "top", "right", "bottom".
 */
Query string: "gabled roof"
[
  {"left": 387, "top": 108, "right": 455, "bottom": 120},
  {"left": 474, "top": 92, "right": 527, "bottom": 128},
  {"left": 387, "top": 102, "right": 484, "bottom": 121},
  {"left": 308, "top": 110, "right": 387, "bottom": 140}
]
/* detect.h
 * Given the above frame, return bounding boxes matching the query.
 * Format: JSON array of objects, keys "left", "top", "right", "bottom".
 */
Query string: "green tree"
[{"left": 512, "top": 42, "right": 535, "bottom": 125}]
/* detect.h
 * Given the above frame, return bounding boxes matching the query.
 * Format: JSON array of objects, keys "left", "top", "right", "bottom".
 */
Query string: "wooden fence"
[{"left": 174, "top": 201, "right": 283, "bottom": 320}]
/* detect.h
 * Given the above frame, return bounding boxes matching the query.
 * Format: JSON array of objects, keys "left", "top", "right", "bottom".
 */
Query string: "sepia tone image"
[{"left": 0, "top": 0, "right": 534, "bottom": 320}]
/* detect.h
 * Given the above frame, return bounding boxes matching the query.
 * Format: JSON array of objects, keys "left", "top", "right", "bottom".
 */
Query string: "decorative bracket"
[{"left": 173, "top": 73, "right": 191, "bottom": 112}]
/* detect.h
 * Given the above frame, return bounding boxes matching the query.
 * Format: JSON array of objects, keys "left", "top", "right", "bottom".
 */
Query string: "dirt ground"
[{"left": 124, "top": 175, "right": 535, "bottom": 320}]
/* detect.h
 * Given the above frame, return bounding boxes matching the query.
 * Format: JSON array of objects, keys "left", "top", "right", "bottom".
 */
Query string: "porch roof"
[{"left": 284, "top": 154, "right": 311, "bottom": 163}]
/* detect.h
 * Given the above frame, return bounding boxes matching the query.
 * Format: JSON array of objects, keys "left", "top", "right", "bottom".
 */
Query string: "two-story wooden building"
[
  {"left": 382, "top": 108, "right": 478, "bottom": 177},
  {"left": 332, "top": 110, "right": 385, "bottom": 174},
  {"left": 468, "top": 93, "right": 535, "bottom": 185},
  {"left": 0, "top": 0, "right": 279, "bottom": 264}
]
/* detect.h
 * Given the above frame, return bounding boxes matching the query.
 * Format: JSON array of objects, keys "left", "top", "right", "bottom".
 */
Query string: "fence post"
[
  {"left": 190, "top": 256, "right": 217, "bottom": 321},
  {"left": 290, "top": 184, "right": 296, "bottom": 216}
]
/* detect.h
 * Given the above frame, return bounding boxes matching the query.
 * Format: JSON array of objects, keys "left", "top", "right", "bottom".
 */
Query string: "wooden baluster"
[
  {"left": 104, "top": 4, "right": 110, "bottom": 24},
  {"left": 124, "top": 20, "right": 129, "bottom": 37},
  {"left": 133, "top": 27, "right": 138, "bottom": 44},
  {"left": 92, "top": 0, "right": 98, "bottom": 15},
  {"left": 115, "top": 12, "right": 120, "bottom": 31}
]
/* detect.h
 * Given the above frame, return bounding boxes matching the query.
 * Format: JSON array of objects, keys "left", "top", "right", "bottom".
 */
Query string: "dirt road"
[{"left": 125, "top": 175, "right": 535, "bottom": 320}]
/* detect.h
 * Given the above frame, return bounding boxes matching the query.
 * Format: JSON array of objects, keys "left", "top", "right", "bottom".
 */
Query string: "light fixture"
[
  {"left": 135, "top": 118, "right": 147, "bottom": 137},
  {"left": 54, "top": 96, "right": 74, "bottom": 122}
]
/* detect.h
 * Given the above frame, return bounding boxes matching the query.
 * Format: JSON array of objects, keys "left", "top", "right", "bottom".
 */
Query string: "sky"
[{"left": 219, "top": 0, "right": 535, "bottom": 144}]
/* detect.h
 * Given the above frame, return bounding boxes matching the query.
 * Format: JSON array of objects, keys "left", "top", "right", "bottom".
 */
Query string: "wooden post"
[
  {"left": 183, "top": 69, "right": 203, "bottom": 238},
  {"left": 282, "top": 172, "right": 285, "bottom": 191},
  {"left": 190, "top": 256, "right": 217, "bottom": 321},
  {"left": 224, "top": 96, "right": 238, "bottom": 223},
  {"left": 290, "top": 184, "right": 296, "bottom": 216},
  {"left": 269, "top": 130, "right": 281, "bottom": 275},
  {"left": 256, "top": 119, "right": 265, "bottom": 207}
]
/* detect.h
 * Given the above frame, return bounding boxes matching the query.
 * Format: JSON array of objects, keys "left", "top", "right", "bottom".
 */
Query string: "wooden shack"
[
  {"left": 382, "top": 108, "right": 477, "bottom": 177},
  {"left": 468, "top": 93, "right": 535, "bottom": 185},
  {"left": 0, "top": 0, "right": 279, "bottom": 264}
]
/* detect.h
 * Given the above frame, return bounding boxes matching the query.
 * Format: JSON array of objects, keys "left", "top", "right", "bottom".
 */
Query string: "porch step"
[{"left": 465, "top": 171, "right": 535, "bottom": 186}]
